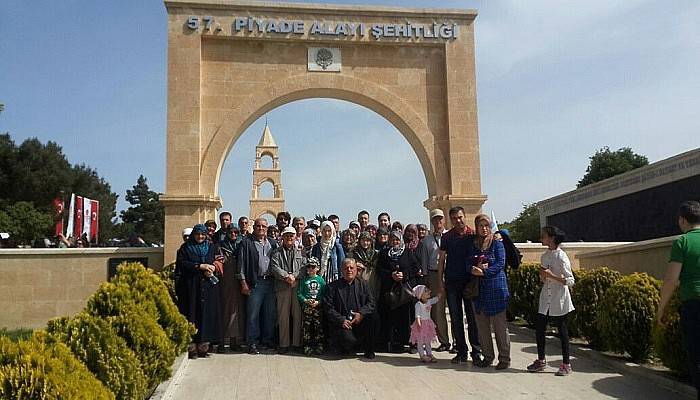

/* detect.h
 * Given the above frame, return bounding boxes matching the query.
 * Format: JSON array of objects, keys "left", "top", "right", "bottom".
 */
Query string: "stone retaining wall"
[{"left": 0, "top": 248, "right": 164, "bottom": 329}]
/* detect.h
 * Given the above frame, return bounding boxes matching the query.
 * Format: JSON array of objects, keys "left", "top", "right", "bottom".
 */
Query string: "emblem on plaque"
[
  {"left": 308, "top": 47, "right": 341, "bottom": 72},
  {"left": 315, "top": 48, "right": 333, "bottom": 70}
]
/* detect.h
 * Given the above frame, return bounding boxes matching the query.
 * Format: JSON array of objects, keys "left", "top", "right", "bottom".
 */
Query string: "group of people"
[{"left": 174, "top": 207, "right": 577, "bottom": 375}]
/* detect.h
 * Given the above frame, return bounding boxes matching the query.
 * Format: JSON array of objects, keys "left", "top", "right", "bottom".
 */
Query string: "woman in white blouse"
[{"left": 527, "top": 226, "right": 575, "bottom": 376}]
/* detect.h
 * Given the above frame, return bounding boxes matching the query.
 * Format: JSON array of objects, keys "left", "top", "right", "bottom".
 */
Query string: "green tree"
[
  {"left": 0, "top": 133, "right": 118, "bottom": 243},
  {"left": 500, "top": 203, "right": 541, "bottom": 242},
  {"left": 577, "top": 146, "right": 649, "bottom": 188},
  {"left": 0, "top": 202, "right": 53, "bottom": 245},
  {"left": 120, "top": 175, "right": 164, "bottom": 244}
]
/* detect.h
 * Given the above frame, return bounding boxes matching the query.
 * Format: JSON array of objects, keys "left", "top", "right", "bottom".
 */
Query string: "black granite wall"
[{"left": 546, "top": 175, "right": 700, "bottom": 242}]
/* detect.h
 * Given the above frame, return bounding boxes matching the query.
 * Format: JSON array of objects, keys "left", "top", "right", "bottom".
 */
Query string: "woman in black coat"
[
  {"left": 378, "top": 231, "right": 419, "bottom": 353},
  {"left": 175, "top": 223, "right": 221, "bottom": 358}
]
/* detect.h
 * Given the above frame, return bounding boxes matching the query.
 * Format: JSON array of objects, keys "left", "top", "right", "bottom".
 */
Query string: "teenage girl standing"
[{"left": 527, "top": 226, "right": 575, "bottom": 376}]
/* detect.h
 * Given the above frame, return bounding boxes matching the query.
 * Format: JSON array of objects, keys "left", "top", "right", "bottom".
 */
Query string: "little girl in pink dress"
[{"left": 409, "top": 285, "right": 440, "bottom": 363}]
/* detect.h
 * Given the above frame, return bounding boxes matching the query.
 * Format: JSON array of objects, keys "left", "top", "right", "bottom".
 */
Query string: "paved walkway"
[{"left": 165, "top": 327, "right": 690, "bottom": 400}]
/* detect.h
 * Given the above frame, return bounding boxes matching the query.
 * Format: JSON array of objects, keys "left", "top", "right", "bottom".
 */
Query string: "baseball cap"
[
  {"left": 281, "top": 227, "right": 297, "bottom": 236},
  {"left": 429, "top": 209, "right": 445, "bottom": 220}
]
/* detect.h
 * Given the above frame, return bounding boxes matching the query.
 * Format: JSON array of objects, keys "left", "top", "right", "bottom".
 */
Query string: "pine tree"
[{"left": 119, "top": 175, "right": 164, "bottom": 244}]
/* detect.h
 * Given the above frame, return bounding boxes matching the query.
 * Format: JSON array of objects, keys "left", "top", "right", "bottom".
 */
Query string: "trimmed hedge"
[
  {"left": 0, "top": 332, "right": 114, "bottom": 400},
  {"left": 569, "top": 267, "right": 621, "bottom": 349},
  {"left": 597, "top": 272, "right": 661, "bottom": 362},
  {"left": 47, "top": 313, "right": 148, "bottom": 400},
  {"left": 86, "top": 282, "right": 176, "bottom": 391},
  {"left": 110, "top": 262, "right": 193, "bottom": 354},
  {"left": 158, "top": 262, "right": 178, "bottom": 303},
  {"left": 653, "top": 289, "right": 689, "bottom": 377},
  {"left": 507, "top": 263, "right": 542, "bottom": 326}
]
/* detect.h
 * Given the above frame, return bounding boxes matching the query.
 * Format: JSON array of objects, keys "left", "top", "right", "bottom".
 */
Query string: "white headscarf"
[{"left": 319, "top": 221, "right": 337, "bottom": 273}]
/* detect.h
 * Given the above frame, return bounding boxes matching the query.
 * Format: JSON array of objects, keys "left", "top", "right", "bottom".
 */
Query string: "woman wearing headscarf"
[
  {"left": 375, "top": 227, "right": 390, "bottom": 252},
  {"left": 470, "top": 214, "right": 510, "bottom": 370},
  {"left": 355, "top": 231, "right": 380, "bottom": 300},
  {"left": 391, "top": 221, "right": 404, "bottom": 234},
  {"left": 176, "top": 224, "right": 221, "bottom": 359},
  {"left": 341, "top": 228, "right": 358, "bottom": 259},
  {"left": 404, "top": 224, "right": 423, "bottom": 285},
  {"left": 311, "top": 221, "right": 345, "bottom": 283},
  {"left": 378, "top": 231, "right": 419, "bottom": 353}
]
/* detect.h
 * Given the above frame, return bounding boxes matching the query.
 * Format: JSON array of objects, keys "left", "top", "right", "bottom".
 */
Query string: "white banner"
[
  {"left": 83, "top": 197, "right": 92, "bottom": 238},
  {"left": 65, "top": 193, "right": 75, "bottom": 238}
]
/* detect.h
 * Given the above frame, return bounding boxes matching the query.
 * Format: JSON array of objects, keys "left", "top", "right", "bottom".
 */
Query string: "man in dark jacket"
[
  {"left": 324, "top": 258, "right": 379, "bottom": 359},
  {"left": 238, "top": 218, "right": 278, "bottom": 354},
  {"left": 212, "top": 211, "right": 233, "bottom": 244}
]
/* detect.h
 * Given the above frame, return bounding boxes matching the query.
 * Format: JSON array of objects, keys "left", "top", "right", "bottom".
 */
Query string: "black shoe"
[
  {"left": 471, "top": 352, "right": 484, "bottom": 364},
  {"left": 248, "top": 344, "right": 260, "bottom": 355},
  {"left": 474, "top": 358, "right": 493, "bottom": 368},
  {"left": 277, "top": 347, "right": 289, "bottom": 355},
  {"left": 449, "top": 345, "right": 458, "bottom": 354},
  {"left": 495, "top": 361, "right": 510, "bottom": 370},
  {"left": 436, "top": 343, "right": 450, "bottom": 352},
  {"left": 364, "top": 351, "right": 376, "bottom": 359},
  {"left": 451, "top": 355, "right": 468, "bottom": 364}
]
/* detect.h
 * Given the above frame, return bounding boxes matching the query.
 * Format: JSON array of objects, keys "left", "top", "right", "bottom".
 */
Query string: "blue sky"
[{"left": 1, "top": 0, "right": 699, "bottom": 228}]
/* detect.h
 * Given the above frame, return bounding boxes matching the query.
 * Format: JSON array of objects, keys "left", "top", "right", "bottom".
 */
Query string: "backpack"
[{"left": 499, "top": 231, "right": 522, "bottom": 269}]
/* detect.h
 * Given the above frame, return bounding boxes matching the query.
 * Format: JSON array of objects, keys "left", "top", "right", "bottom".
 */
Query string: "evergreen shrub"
[
  {"left": 508, "top": 263, "right": 542, "bottom": 326},
  {"left": 597, "top": 273, "right": 661, "bottom": 362},
  {"left": 86, "top": 282, "right": 176, "bottom": 391},
  {"left": 653, "top": 289, "right": 689, "bottom": 377},
  {"left": 569, "top": 267, "right": 621, "bottom": 349},
  {"left": 111, "top": 262, "right": 193, "bottom": 353},
  {"left": 46, "top": 313, "right": 148, "bottom": 400},
  {"left": 158, "top": 262, "right": 178, "bottom": 303},
  {"left": 0, "top": 332, "right": 113, "bottom": 400}
]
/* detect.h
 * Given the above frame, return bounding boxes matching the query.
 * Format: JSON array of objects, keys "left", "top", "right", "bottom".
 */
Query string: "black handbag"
[{"left": 384, "top": 282, "right": 415, "bottom": 310}]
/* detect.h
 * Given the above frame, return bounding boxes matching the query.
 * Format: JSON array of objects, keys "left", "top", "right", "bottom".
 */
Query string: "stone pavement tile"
[{"left": 168, "top": 329, "right": 689, "bottom": 400}]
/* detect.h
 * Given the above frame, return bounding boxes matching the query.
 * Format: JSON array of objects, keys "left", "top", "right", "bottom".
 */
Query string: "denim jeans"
[
  {"left": 445, "top": 278, "right": 481, "bottom": 358},
  {"left": 246, "top": 279, "right": 277, "bottom": 346},
  {"left": 680, "top": 299, "right": 700, "bottom": 399}
]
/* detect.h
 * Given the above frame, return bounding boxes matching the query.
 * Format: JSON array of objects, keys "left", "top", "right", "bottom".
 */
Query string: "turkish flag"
[
  {"left": 90, "top": 200, "right": 99, "bottom": 243},
  {"left": 73, "top": 196, "right": 83, "bottom": 239},
  {"left": 53, "top": 195, "right": 64, "bottom": 237}
]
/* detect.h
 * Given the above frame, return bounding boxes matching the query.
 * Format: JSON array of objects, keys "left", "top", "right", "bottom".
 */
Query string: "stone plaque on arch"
[
  {"left": 161, "top": 0, "right": 487, "bottom": 262},
  {"left": 308, "top": 47, "right": 341, "bottom": 72}
]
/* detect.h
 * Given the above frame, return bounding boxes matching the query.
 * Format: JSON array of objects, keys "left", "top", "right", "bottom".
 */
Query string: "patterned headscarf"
[
  {"left": 403, "top": 224, "right": 420, "bottom": 251},
  {"left": 354, "top": 231, "right": 376, "bottom": 268},
  {"left": 387, "top": 230, "right": 405, "bottom": 262},
  {"left": 341, "top": 229, "right": 357, "bottom": 253},
  {"left": 186, "top": 224, "right": 210, "bottom": 262},
  {"left": 474, "top": 214, "right": 494, "bottom": 251}
]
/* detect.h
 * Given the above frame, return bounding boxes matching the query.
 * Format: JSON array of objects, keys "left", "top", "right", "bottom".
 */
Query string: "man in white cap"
[
  {"left": 269, "top": 226, "right": 305, "bottom": 354},
  {"left": 182, "top": 227, "right": 193, "bottom": 243},
  {"left": 416, "top": 209, "right": 450, "bottom": 352}
]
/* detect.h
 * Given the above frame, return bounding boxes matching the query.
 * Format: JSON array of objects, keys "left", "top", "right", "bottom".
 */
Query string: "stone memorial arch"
[{"left": 162, "top": 0, "right": 487, "bottom": 261}]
